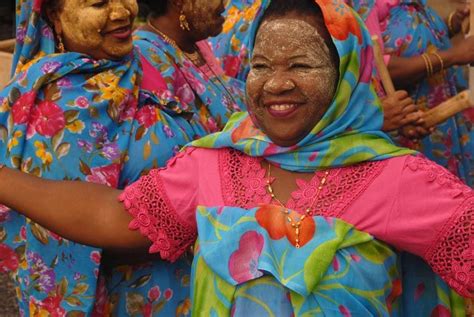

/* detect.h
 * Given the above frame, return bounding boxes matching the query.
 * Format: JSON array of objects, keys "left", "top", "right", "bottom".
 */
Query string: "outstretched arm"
[{"left": 0, "top": 167, "right": 149, "bottom": 251}]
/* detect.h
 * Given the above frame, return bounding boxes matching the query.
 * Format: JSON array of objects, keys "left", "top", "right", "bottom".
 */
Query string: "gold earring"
[
  {"left": 179, "top": 11, "right": 191, "bottom": 31},
  {"left": 57, "top": 35, "right": 65, "bottom": 53},
  {"left": 97, "top": 28, "right": 102, "bottom": 34}
]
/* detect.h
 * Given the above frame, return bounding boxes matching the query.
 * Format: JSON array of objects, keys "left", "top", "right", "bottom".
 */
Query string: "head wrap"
[{"left": 192, "top": 0, "right": 414, "bottom": 172}]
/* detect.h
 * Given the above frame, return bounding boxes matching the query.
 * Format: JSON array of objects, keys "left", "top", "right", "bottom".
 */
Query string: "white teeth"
[{"left": 269, "top": 104, "right": 296, "bottom": 111}]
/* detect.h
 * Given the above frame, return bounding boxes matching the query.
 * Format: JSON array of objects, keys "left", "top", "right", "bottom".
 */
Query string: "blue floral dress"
[
  {"left": 382, "top": 0, "right": 474, "bottom": 187},
  {"left": 98, "top": 29, "right": 246, "bottom": 316}
]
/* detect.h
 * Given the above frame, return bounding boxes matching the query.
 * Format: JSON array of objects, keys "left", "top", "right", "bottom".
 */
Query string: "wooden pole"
[
  {"left": 371, "top": 35, "right": 396, "bottom": 95},
  {"left": 422, "top": 90, "right": 471, "bottom": 127}
]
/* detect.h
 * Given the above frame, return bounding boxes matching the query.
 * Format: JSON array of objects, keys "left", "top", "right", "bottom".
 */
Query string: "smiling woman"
[
  {"left": 0, "top": 0, "right": 146, "bottom": 315},
  {"left": 0, "top": 0, "right": 472, "bottom": 315}
]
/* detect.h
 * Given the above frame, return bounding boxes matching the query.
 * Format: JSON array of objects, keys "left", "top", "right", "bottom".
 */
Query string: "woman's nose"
[
  {"left": 109, "top": 2, "right": 131, "bottom": 21},
  {"left": 263, "top": 74, "right": 296, "bottom": 94}
]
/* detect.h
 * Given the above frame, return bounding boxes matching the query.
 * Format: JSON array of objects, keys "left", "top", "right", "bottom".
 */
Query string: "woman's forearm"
[{"left": 0, "top": 167, "right": 149, "bottom": 251}]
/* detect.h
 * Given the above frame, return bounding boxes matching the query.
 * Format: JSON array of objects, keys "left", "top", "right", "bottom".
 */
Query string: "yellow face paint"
[
  {"left": 182, "top": 0, "right": 225, "bottom": 39},
  {"left": 55, "top": 0, "right": 138, "bottom": 60}
]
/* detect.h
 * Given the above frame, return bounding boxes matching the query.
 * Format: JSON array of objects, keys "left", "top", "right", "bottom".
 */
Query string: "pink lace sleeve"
[
  {"left": 118, "top": 148, "right": 199, "bottom": 262},
  {"left": 424, "top": 196, "right": 474, "bottom": 298},
  {"left": 391, "top": 155, "right": 474, "bottom": 297}
]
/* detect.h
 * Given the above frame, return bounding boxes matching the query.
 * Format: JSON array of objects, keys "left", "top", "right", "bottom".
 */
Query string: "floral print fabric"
[
  {"left": 209, "top": 0, "right": 268, "bottom": 80},
  {"left": 0, "top": 0, "right": 145, "bottom": 315},
  {"left": 192, "top": 205, "right": 402, "bottom": 316},
  {"left": 382, "top": 0, "right": 474, "bottom": 186},
  {"left": 100, "top": 30, "right": 247, "bottom": 316}
]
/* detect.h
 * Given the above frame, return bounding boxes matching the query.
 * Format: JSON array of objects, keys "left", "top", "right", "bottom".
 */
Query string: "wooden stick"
[
  {"left": 422, "top": 90, "right": 472, "bottom": 128},
  {"left": 371, "top": 35, "right": 396, "bottom": 95}
]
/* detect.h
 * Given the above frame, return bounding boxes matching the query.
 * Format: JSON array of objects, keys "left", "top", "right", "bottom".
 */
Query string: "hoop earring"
[
  {"left": 179, "top": 11, "right": 191, "bottom": 31},
  {"left": 56, "top": 34, "right": 65, "bottom": 53}
]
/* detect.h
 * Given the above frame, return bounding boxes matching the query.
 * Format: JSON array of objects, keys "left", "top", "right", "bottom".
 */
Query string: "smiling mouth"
[
  {"left": 266, "top": 103, "right": 300, "bottom": 118},
  {"left": 107, "top": 26, "right": 132, "bottom": 40}
]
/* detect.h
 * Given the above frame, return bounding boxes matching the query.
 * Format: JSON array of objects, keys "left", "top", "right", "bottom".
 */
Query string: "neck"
[{"left": 147, "top": 15, "right": 197, "bottom": 53}]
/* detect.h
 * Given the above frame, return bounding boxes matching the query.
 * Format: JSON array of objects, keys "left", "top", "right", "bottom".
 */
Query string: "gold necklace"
[
  {"left": 266, "top": 162, "right": 329, "bottom": 248},
  {"left": 146, "top": 18, "right": 203, "bottom": 64}
]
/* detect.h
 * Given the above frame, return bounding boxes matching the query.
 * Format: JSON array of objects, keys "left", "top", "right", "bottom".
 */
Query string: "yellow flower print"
[
  {"left": 66, "top": 120, "right": 85, "bottom": 134},
  {"left": 231, "top": 36, "right": 242, "bottom": 53},
  {"left": 0, "top": 97, "right": 9, "bottom": 113},
  {"left": 222, "top": 7, "right": 241, "bottom": 33},
  {"left": 176, "top": 298, "right": 191, "bottom": 316},
  {"left": 7, "top": 130, "right": 23, "bottom": 152},
  {"left": 243, "top": 0, "right": 261, "bottom": 21},
  {"left": 34, "top": 141, "right": 53, "bottom": 165}
]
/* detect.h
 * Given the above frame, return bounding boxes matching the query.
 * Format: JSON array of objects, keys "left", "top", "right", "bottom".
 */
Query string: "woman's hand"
[
  {"left": 381, "top": 90, "right": 423, "bottom": 132},
  {"left": 449, "top": 7, "right": 470, "bottom": 35},
  {"left": 445, "top": 35, "right": 474, "bottom": 66}
]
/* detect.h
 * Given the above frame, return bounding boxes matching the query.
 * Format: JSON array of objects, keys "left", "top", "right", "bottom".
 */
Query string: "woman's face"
[
  {"left": 246, "top": 12, "right": 338, "bottom": 147},
  {"left": 182, "top": 0, "right": 225, "bottom": 39},
  {"left": 51, "top": 0, "right": 138, "bottom": 60}
]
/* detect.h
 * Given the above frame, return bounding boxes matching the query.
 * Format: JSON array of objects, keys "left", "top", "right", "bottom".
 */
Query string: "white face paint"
[
  {"left": 246, "top": 13, "right": 338, "bottom": 147},
  {"left": 182, "top": 0, "right": 225, "bottom": 39},
  {"left": 54, "top": 0, "right": 138, "bottom": 60}
]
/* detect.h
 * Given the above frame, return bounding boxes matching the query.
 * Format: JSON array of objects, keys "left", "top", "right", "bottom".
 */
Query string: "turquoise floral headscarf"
[{"left": 192, "top": 0, "right": 414, "bottom": 172}]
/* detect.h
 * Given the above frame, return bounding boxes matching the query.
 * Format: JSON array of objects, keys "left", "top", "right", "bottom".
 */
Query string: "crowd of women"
[{"left": 0, "top": 0, "right": 472, "bottom": 316}]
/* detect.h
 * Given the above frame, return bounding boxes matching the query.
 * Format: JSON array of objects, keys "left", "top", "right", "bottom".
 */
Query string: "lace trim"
[
  {"left": 405, "top": 155, "right": 471, "bottom": 198},
  {"left": 219, "top": 149, "right": 386, "bottom": 216},
  {"left": 220, "top": 149, "right": 271, "bottom": 208},
  {"left": 119, "top": 168, "right": 197, "bottom": 263},
  {"left": 424, "top": 195, "right": 474, "bottom": 298}
]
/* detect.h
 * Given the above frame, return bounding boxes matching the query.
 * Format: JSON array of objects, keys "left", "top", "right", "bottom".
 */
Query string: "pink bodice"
[{"left": 119, "top": 147, "right": 474, "bottom": 297}]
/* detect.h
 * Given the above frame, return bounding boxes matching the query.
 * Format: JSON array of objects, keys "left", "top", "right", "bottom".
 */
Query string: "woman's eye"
[
  {"left": 91, "top": 1, "right": 107, "bottom": 8},
  {"left": 290, "top": 63, "right": 312, "bottom": 69},
  {"left": 251, "top": 63, "right": 269, "bottom": 70}
]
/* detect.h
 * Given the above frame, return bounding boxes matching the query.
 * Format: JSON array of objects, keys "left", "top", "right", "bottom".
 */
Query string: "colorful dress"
[
  {"left": 0, "top": 0, "right": 142, "bottom": 315},
  {"left": 98, "top": 30, "right": 247, "bottom": 316},
  {"left": 382, "top": 0, "right": 474, "bottom": 186},
  {"left": 120, "top": 147, "right": 474, "bottom": 316},
  {"left": 0, "top": 2, "right": 246, "bottom": 316},
  {"left": 119, "top": 0, "right": 472, "bottom": 315}
]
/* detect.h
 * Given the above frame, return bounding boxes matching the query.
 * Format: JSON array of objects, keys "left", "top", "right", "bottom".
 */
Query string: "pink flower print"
[
  {"left": 74, "top": 96, "right": 90, "bottom": 108},
  {"left": 0, "top": 244, "right": 19, "bottom": 272},
  {"left": 12, "top": 91, "right": 36, "bottom": 124},
  {"left": 176, "top": 83, "right": 195, "bottom": 104},
  {"left": 0, "top": 204, "right": 10, "bottom": 222},
  {"left": 332, "top": 257, "right": 340, "bottom": 272},
  {"left": 41, "top": 61, "right": 62, "bottom": 74},
  {"left": 164, "top": 288, "right": 173, "bottom": 301},
  {"left": 142, "top": 303, "right": 152, "bottom": 317},
  {"left": 430, "top": 305, "right": 451, "bottom": 317},
  {"left": 394, "top": 37, "right": 404, "bottom": 49},
  {"left": 339, "top": 305, "right": 352, "bottom": 317},
  {"left": 56, "top": 77, "right": 72, "bottom": 88},
  {"left": 136, "top": 105, "right": 158, "bottom": 128},
  {"left": 90, "top": 250, "right": 102, "bottom": 265},
  {"left": 30, "top": 100, "right": 66, "bottom": 137},
  {"left": 86, "top": 163, "right": 120, "bottom": 187},
  {"left": 29, "top": 295, "right": 66, "bottom": 317},
  {"left": 228, "top": 231, "right": 264, "bottom": 283},
  {"left": 20, "top": 226, "right": 27, "bottom": 240},
  {"left": 223, "top": 55, "right": 241, "bottom": 78},
  {"left": 101, "top": 141, "right": 121, "bottom": 161},
  {"left": 183, "top": 72, "right": 206, "bottom": 95},
  {"left": 174, "top": 72, "right": 195, "bottom": 104},
  {"left": 148, "top": 286, "right": 161, "bottom": 302}
]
